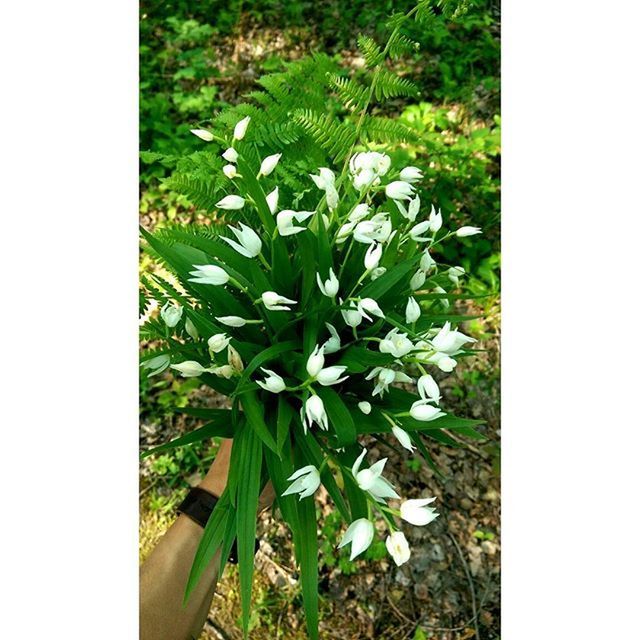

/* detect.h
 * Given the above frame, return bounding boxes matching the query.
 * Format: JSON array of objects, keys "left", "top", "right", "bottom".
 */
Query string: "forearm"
[
  {"left": 139, "top": 440, "right": 232, "bottom": 640},
  {"left": 139, "top": 514, "right": 220, "bottom": 640}
]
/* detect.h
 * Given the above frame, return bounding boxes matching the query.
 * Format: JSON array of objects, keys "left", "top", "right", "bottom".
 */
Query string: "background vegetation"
[{"left": 140, "top": 1, "right": 500, "bottom": 637}]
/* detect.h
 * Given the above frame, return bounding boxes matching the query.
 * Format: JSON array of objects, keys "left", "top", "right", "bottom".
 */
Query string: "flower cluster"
[{"left": 142, "top": 114, "right": 483, "bottom": 594}]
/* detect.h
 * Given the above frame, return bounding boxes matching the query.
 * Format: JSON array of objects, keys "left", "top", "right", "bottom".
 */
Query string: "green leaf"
[
  {"left": 315, "top": 387, "right": 357, "bottom": 445},
  {"left": 241, "top": 390, "right": 278, "bottom": 454},
  {"left": 277, "top": 396, "right": 294, "bottom": 453},
  {"left": 184, "top": 492, "right": 230, "bottom": 603},
  {"left": 236, "top": 429, "right": 263, "bottom": 638},
  {"left": 235, "top": 340, "right": 298, "bottom": 394},
  {"left": 337, "top": 346, "right": 393, "bottom": 373},
  {"left": 358, "top": 254, "right": 420, "bottom": 301},
  {"left": 140, "top": 418, "right": 233, "bottom": 459}
]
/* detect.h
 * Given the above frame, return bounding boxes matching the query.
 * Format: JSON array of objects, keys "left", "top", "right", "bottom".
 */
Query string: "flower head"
[
  {"left": 316, "top": 268, "right": 339, "bottom": 298},
  {"left": 358, "top": 297, "right": 384, "bottom": 321},
  {"left": 188, "top": 264, "right": 230, "bottom": 286},
  {"left": 257, "top": 368, "right": 286, "bottom": 394},
  {"left": 222, "top": 164, "right": 237, "bottom": 179},
  {"left": 358, "top": 401, "right": 372, "bottom": 415},
  {"left": 379, "top": 328, "right": 413, "bottom": 358},
  {"left": 215, "top": 315, "right": 249, "bottom": 328},
  {"left": 456, "top": 226, "right": 482, "bottom": 237},
  {"left": 185, "top": 317, "right": 199, "bottom": 340},
  {"left": 338, "top": 518, "right": 375, "bottom": 560},
  {"left": 261, "top": 291, "right": 297, "bottom": 311},
  {"left": 190, "top": 129, "right": 214, "bottom": 142},
  {"left": 221, "top": 222, "right": 262, "bottom": 258},
  {"left": 351, "top": 449, "right": 400, "bottom": 503},
  {"left": 266, "top": 186, "right": 279, "bottom": 214},
  {"left": 410, "top": 400, "right": 445, "bottom": 422},
  {"left": 207, "top": 333, "right": 231, "bottom": 355},
  {"left": 160, "top": 301, "right": 183, "bottom": 328},
  {"left": 386, "top": 531, "right": 411, "bottom": 566},
  {"left": 385, "top": 180, "right": 415, "bottom": 201},
  {"left": 428, "top": 205, "right": 443, "bottom": 233},
  {"left": 302, "top": 395, "right": 329, "bottom": 433},
  {"left": 405, "top": 297, "right": 421, "bottom": 324},
  {"left": 258, "top": 153, "right": 282, "bottom": 177},
  {"left": 222, "top": 147, "right": 238, "bottom": 163},
  {"left": 409, "top": 269, "right": 426, "bottom": 291},
  {"left": 282, "top": 465, "right": 321, "bottom": 500},
  {"left": 399, "top": 166, "right": 423, "bottom": 183},
  {"left": 316, "top": 365, "right": 349, "bottom": 386},
  {"left": 277, "top": 210, "right": 314, "bottom": 236},
  {"left": 400, "top": 497, "right": 439, "bottom": 526},
  {"left": 233, "top": 116, "right": 251, "bottom": 140},
  {"left": 322, "top": 323, "right": 341, "bottom": 354},
  {"left": 306, "top": 344, "right": 325, "bottom": 378},
  {"left": 364, "top": 242, "right": 383, "bottom": 270},
  {"left": 340, "top": 299, "right": 363, "bottom": 328},
  {"left": 392, "top": 425, "right": 416, "bottom": 452},
  {"left": 430, "top": 322, "right": 476, "bottom": 355},
  {"left": 170, "top": 361, "right": 212, "bottom": 377},
  {"left": 215, "top": 194, "right": 244, "bottom": 210},
  {"left": 409, "top": 220, "right": 432, "bottom": 243}
]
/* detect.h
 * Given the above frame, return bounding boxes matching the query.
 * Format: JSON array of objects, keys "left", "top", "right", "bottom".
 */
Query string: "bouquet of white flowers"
[{"left": 140, "top": 111, "right": 484, "bottom": 638}]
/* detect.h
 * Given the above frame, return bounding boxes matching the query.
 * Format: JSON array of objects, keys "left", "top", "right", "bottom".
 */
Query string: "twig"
[{"left": 447, "top": 531, "right": 481, "bottom": 640}]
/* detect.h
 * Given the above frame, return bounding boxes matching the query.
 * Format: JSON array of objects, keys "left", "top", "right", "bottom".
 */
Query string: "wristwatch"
[{"left": 177, "top": 487, "right": 259, "bottom": 563}]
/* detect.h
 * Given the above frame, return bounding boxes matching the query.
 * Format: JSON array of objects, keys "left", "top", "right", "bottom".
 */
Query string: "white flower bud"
[
  {"left": 223, "top": 164, "right": 237, "bottom": 179},
  {"left": 259, "top": 153, "right": 282, "bottom": 177},
  {"left": 306, "top": 344, "right": 325, "bottom": 378},
  {"left": 233, "top": 116, "right": 251, "bottom": 140},
  {"left": 358, "top": 401, "right": 372, "bottom": 415},
  {"left": 364, "top": 242, "right": 382, "bottom": 270},
  {"left": 190, "top": 129, "right": 214, "bottom": 142},
  {"left": 257, "top": 367, "right": 286, "bottom": 394},
  {"left": 386, "top": 531, "right": 411, "bottom": 566},
  {"left": 399, "top": 166, "right": 423, "bottom": 183},
  {"left": 207, "top": 333, "right": 231, "bottom": 354},
  {"left": 456, "top": 226, "right": 482, "bottom": 237},
  {"left": 222, "top": 147, "right": 238, "bottom": 163},
  {"left": 405, "top": 297, "right": 421, "bottom": 323},
  {"left": 385, "top": 180, "right": 415, "bottom": 201},
  {"left": 215, "top": 194, "right": 244, "bottom": 210},
  {"left": 160, "top": 302, "right": 182, "bottom": 328}
]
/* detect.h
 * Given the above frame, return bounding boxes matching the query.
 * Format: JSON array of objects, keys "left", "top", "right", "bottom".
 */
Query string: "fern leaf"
[
  {"left": 357, "top": 35, "right": 383, "bottom": 68},
  {"left": 292, "top": 110, "right": 357, "bottom": 162},
  {"left": 361, "top": 116, "right": 420, "bottom": 146},
  {"left": 328, "top": 75, "right": 369, "bottom": 112},
  {"left": 374, "top": 70, "right": 420, "bottom": 101}
]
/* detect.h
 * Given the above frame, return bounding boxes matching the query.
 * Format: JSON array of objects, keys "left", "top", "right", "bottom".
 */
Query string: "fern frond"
[
  {"left": 163, "top": 175, "right": 223, "bottom": 212},
  {"left": 293, "top": 110, "right": 357, "bottom": 162},
  {"left": 328, "top": 75, "right": 369, "bottom": 112},
  {"left": 361, "top": 116, "right": 420, "bottom": 146},
  {"left": 387, "top": 33, "right": 420, "bottom": 59},
  {"left": 357, "top": 35, "right": 383, "bottom": 68},
  {"left": 374, "top": 70, "right": 420, "bottom": 101}
]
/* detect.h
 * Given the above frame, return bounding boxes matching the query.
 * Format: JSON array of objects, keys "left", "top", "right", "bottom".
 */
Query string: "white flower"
[
  {"left": 170, "top": 361, "right": 211, "bottom": 377},
  {"left": 340, "top": 299, "right": 363, "bottom": 328},
  {"left": 405, "top": 297, "right": 421, "bottom": 323},
  {"left": 262, "top": 291, "right": 297, "bottom": 311},
  {"left": 207, "top": 333, "right": 231, "bottom": 354},
  {"left": 160, "top": 301, "right": 183, "bottom": 328},
  {"left": 215, "top": 315, "right": 249, "bottom": 327},
  {"left": 210, "top": 364, "right": 235, "bottom": 379},
  {"left": 349, "top": 152, "right": 391, "bottom": 191},
  {"left": 227, "top": 344, "right": 244, "bottom": 372},
  {"left": 448, "top": 266, "right": 465, "bottom": 285},
  {"left": 430, "top": 322, "right": 476, "bottom": 355},
  {"left": 185, "top": 317, "right": 199, "bottom": 339},
  {"left": 316, "top": 366, "right": 349, "bottom": 386},
  {"left": 302, "top": 395, "right": 329, "bottom": 433},
  {"left": 322, "top": 323, "right": 341, "bottom": 354},
  {"left": 258, "top": 153, "right": 282, "bottom": 177},
  {"left": 358, "top": 297, "right": 384, "bottom": 321},
  {"left": 336, "top": 222, "right": 355, "bottom": 244},
  {"left": 257, "top": 367, "right": 286, "bottom": 394},
  {"left": 410, "top": 400, "right": 445, "bottom": 422},
  {"left": 417, "top": 374, "right": 441, "bottom": 405},
  {"left": 365, "top": 367, "right": 412, "bottom": 397},
  {"left": 316, "top": 268, "right": 339, "bottom": 297},
  {"left": 141, "top": 354, "right": 171, "bottom": 377},
  {"left": 434, "top": 285, "right": 450, "bottom": 309},
  {"left": 222, "top": 164, "right": 237, "bottom": 179},
  {"left": 364, "top": 242, "right": 382, "bottom": 270},
  {"left": 354, "top": 213, "right": 393, "bottom": 244},
  {"left": 310, "top": 167, "right": 335, "bottom": 191},
  {"left": 338, "top": 518, "right": 375, "bottom": 560},
  {"left": 190, "top": 129, "right": 214, "bottom": 142},
  {"left": 400, "top": 497, "right": 439, "bottom": 526},
  {"left": 215, "top": 194, "right": 244, "bottom": 210},
  {"left": 351, "top": 449, "right": 400, "bottom": 502},
  {"left": 306, "top": 344, "right": 325, "bottom": 378},
  {"left": 392, "top": 425, "right": 415, "bottom": 452},
  {"left": 426, "top": 352, "right": 457, "bottom": 372},
  {"left": 282, "top": 465, "right": 321, "bottom": 500},
  {"left": 221, "top": 222, "right": 262, "bottom": 258},
  {"left": 233, "top": 115, "right": 251, "bottom": 140},
  {"left": 222, "top": 147, "right": 238, "bottom": 163},
  {"left": 386, "top": 531, "right": 411, "bottom": 566},
  {"left": 399, "top": 166, "right": 423, "bottom": 183},
  {"left": 277, "top": 210, "right": 315, "bottom": 236},
  {"left": 385, "top": 180, "right": 415, "bottom": 201},
  {"left": 428, "top": 205, "right": 443, "bottom": 232},
  {"left": 398, "top": 194, "right": 420, "bottom": 222},
  {"left": 379, "top": 328, "right": 413, "bottom": 358},
  {"left": 266, "top": 186, "right": 279, "bottom": 214},
  {"left": 409, "top": 220, "right": 432, "bottom": 243},
  {"left": 349, "top": 203, "right": 370, "bottom": 223},
  {"left": 358, "top": 401, "right": 372, "bottom": 414},
  {"left": 420, "top": 250, "right": 435, "bottom": 272},
  {"left": 456, "top": 226, "right": 482, "bottom": 237},
  {"left": 409, "top": 269, "right": 426, "bottom": 291},
  {"left": 370, "top": 267, "right": 386, "bottom": 280},
  {"left": 188, "top": 264, "right": 230, "bottom": 286}
]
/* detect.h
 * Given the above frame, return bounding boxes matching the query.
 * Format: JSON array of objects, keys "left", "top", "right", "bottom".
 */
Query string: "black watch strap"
[
  {"left": 176, "top": 487, "right": 260, "bottom": 565},
  {"left": 177, "top": 487, "right": 219, "bottom": 528}
]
